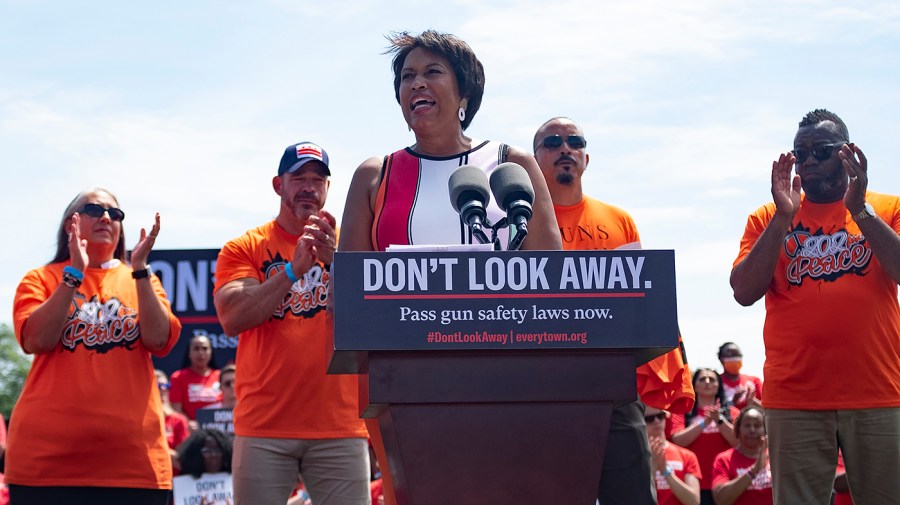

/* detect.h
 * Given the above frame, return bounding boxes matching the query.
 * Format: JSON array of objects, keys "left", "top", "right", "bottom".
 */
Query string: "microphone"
[
  {"left": 489, "top": 162, "right": 534, "bottom": 251},
  {"left": 448, "top": 165, "right": 492, "bottom": 244}
]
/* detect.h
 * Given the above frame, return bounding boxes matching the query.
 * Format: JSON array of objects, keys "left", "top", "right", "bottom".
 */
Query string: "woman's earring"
[{"left": 458, "top": 98, "right": 468, "bottom": 122}]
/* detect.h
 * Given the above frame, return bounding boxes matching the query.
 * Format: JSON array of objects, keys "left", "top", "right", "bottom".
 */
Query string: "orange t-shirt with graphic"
[
  {"left": 214, "top": 220, "right": 367, "bottom": 439},
  {"left": 556, "top": 196, "right": 695, "bottom": 413},
  {"left": 9, "top": 262, "right": 181, "bottom": 489},
  {"left": 733, "top": 191, "right": 900, "bottom": 409}
]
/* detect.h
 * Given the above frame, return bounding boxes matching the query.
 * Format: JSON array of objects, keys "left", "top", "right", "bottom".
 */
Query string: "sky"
[{"left": 2, "top": 0, "right": 900, "bottom": 378}]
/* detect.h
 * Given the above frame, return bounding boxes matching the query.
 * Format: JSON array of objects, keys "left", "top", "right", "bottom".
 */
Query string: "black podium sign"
[{"left": 330, "top": 249, "right": 677, "bottom": 373}]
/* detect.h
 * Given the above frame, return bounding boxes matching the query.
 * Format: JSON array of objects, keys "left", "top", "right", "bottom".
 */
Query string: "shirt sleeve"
[{"left": 711, "top": 451, "right": 733, "bottom": 488}]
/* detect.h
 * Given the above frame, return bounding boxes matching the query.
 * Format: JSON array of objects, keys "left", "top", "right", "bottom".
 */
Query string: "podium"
[{"left": 329, "top": 250, "right": 678, "bottom": 505}]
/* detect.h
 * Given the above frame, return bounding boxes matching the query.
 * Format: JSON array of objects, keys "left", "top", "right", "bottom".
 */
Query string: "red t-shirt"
[
  {"left": 670, "top": 407, "right": 739, "bottom": 491},
  {"left": 654, "top": 442, "right": 702, "bottom": 505},
  {"left": 721, "top": 373, "right": 763, "bottom": 410},
  {"left": 165, "top": 411, "right": 191, "bottom": 449},
  {"left": 712, "top": 448, "right": 772, "bottom": 505},
  {"left": 169, "top": 368, "right": 221, "bottom": 419}
]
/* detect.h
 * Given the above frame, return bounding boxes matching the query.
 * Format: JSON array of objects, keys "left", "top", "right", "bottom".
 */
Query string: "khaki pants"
[
  {"left": 766, "top": 407, "right": 900, "bottom": 505},
  {"left": 232, "top": 435, "right": 370, "bottom": 505}
]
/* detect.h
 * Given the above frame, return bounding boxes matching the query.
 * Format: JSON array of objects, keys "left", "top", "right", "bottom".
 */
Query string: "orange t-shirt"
[
  {"left": 555, "top": 196, "right": 695, "bottom": 413},
  {"left": 9, "top": 261, "right": 181, "bottom": 489},
  {"left": 733, "top": 191, "right": 900, "bottom": 409},
  {"left": 214, "top": 220, "right": 367, "bottom": 439}
]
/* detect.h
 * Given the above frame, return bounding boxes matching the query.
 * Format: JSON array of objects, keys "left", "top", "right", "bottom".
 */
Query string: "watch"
[
  {"left": 132, "top": 267, "right": 153, "bottom": 279},
  {"left": 854, "top": 203, "right": 876, "bottom": 222}
]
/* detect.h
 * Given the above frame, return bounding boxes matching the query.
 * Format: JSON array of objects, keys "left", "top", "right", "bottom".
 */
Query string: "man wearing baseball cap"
[{"left": 214, "top": 141, "right": 370, "bottom": 505}]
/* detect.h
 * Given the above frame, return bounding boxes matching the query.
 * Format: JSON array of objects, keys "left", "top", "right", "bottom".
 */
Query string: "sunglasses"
[
  {"left": 158, "top": 382, "right": 170, "bottom": 391},
  {"left": 644, "top": 412, "right": 666, "bottom": 423},
  {"left": 539, "top": 135, "right": 587, "bottom": 150},
  {"left": 791, "top": 142, "right": 845, "bottom": 164},
  {"left": 79, "top": 203, "right": 125, "bottom": 222}
]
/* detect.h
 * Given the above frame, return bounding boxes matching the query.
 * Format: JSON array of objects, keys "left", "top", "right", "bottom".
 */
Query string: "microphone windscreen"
[
  {"left": 489, "top": 162, "right": 535, "bottom": 210},
  {"left": 449, "top": 165, "right": 491, "bottom": 212}
]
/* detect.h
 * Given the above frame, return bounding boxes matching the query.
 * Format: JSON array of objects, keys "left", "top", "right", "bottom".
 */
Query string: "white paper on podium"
[{"left": 386, "top": 243, "right": 494, "bottom": 252}]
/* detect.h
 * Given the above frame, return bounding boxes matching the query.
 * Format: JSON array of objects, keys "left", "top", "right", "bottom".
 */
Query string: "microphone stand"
[{"left": 488, "top": 217, "right": 507, "bottom": 251}]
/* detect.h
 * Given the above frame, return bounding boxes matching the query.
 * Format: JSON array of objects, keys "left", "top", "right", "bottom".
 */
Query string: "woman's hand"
[
  {"left": 131, "top": 213, "right": 161, "bottom": 269},
  {"left": 68, "top": 213, "right": 89, "bottom": 270},
  {"left": 751, "top": 436, "right": 768, "bottom": 476},
  {"left": 649, "top": 435, "right": 667, "bottom": 473}
]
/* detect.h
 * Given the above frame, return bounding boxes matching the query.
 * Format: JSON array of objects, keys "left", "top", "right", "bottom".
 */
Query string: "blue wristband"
[
  {"left": 284, "top": 262, "right": 299, "bottom": 283},
  {"left": 63, "top": 265, "right": 84, "bottom": 280}
]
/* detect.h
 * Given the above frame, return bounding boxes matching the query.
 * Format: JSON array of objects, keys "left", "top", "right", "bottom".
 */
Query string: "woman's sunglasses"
[
  {"left": 791, "top": 142, "right": 845, "bottom": 164},
  {"left": 644, "top": 412, "right": 667, "bottom": 423},
  {"left": 79, "top": 203, "right": 125, "bottom": 222},
  {"left": 539, "top": 135, "right": 587, "bottom": 150}
]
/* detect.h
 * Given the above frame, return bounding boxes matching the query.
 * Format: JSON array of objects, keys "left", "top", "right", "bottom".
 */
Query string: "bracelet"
[
  {"left": 747, "top": 469, "right": 758, "bottom": 480},
  {"left": 63, "top": 265, "right": 84, "bottom": 281},
  {"left": 662, "top": 467, "right": 673, "bottom": 478},
  {"left": 698, "top": 419, "right": 706, "bottom": 428},
  {"left": 62, "top": 272, "right": 82, "bottom": 289},
  {"left": 284, "top": 262, "right": 299, "bottom": 283}
]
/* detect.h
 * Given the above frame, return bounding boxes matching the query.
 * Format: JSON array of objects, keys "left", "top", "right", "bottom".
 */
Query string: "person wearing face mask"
[{"left": 717, "top": 342, "right": 763, "bottom": 410}]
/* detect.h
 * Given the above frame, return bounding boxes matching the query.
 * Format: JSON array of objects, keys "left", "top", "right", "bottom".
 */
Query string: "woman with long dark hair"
[
  {"left": 170, "top": 333, "right": 221, "bottom": 420},
  {"left": 671, "top": 368, "right": 738, "bottom": 505}
]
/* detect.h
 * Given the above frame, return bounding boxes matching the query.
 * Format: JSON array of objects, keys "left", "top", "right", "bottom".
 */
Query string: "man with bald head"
[{"left": 534, "top": 117, "right": 694, "bottom": 505}]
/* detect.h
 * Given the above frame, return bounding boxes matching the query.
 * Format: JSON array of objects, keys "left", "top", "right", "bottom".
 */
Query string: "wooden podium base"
[
  {"left": 362, "top": 350, "right": 636, "bottom": 505},
  {"left": 377, "top": 401, "right": 612, "bottom": 505}
]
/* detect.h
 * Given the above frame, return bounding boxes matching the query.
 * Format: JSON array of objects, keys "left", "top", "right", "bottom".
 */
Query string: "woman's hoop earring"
[{"left": 458, "top": 98, "right": 468, "bottom": 123}]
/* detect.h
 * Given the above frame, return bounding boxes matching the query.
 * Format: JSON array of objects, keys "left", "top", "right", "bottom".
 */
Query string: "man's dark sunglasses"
[
  {"left": 791, "top": 142, "right": 846, "bottom": 164},
  {"left": 539, "top": 135, "right": 587, "bottom": 150},
  {"left": 79, "top": 203, "right": 125, "bottom": 222}
]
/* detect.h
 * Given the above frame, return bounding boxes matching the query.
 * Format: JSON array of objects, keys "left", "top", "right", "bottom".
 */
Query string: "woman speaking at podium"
[{"left": 338, "top": 30, "right": 561, "bottom": 504}]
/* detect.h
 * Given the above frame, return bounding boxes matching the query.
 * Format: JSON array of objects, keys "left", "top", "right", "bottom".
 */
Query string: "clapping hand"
[
  {"left": 771, "top": 152, "right": 801, "bottom": 219},
  {"left": 131, "top": 213, "right": 161, "bottom": 269}
]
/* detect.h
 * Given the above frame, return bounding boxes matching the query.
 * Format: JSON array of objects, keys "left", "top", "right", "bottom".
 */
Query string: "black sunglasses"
[
  {"left": 79, "top": 203, "right": 125, "bottom": 222},
  {"left": 791, "top": 142, "right": 845, "bottom": 164},
  {"left": 539, "top": 135, "right": 587, "bottom": 150},
  {"left": 644, "top": 412, "right": 666, "bottom": 423}
]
